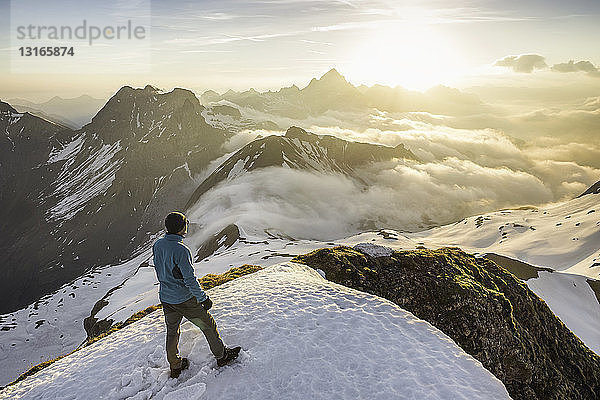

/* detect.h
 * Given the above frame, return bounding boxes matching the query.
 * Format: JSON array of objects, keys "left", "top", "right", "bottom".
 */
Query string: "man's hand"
[{"left": 200, "top": 297, "right": 213, "bottom": 311}]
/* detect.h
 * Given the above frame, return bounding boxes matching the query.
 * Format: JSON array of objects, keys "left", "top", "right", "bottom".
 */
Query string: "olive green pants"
[{"left": 162, "top": 297, "right": 225, "bottom": 369}]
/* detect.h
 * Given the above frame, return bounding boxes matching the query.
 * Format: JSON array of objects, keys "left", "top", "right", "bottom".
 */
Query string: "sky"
[{"left": 0, "top": 0, "right": 599, "bottom": 100}]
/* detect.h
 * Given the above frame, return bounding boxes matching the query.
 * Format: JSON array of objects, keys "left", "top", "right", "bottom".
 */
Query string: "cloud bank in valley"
[
  {"left": 187, "top": 112, "right": 598, "bottom": 242},
  {"left": 189, "top": 74, "right": 599, "bottom": 242}
]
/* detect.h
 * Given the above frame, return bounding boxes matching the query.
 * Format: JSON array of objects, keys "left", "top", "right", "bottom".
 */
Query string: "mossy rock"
[
  {"left": 293, "top": 246, "right": 600, "bottom": 400},
  {"left": 199, "top": 264, "right": 262, "bottom": 290}
]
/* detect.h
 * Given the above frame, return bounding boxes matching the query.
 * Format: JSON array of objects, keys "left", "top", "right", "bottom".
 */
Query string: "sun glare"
[{"left": 345, "top": 20, "right": 465, "bottom": 91}]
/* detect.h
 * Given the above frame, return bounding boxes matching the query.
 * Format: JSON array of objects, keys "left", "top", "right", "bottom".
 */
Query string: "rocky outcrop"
[
  {"left": 194, "top": 224, "right": 240, "bottom": 262},
  {"left": 293, "top": 246, "right": 600, "bottom": 400},
  {"left": 578, "top": 180, "right": 600, "bottom": 197}
]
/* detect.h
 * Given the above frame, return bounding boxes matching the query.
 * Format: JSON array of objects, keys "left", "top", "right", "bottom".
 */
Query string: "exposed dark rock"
[
  {"left": 587, "top": 279, "right": 600, "bottom": 306},
  {"left": 211, "top": 104, "right": 242, "bottom": 118},
  {"left": 195, "top": 224, "right": 240, "bottom": 262},
  {"left": 578, "top": 180, "right": 600, "bottom": 197},
  {"left": 0, "top": 88, "right": 230, "bottom": 313},
  {"left": 293, "top": 246, "right": 600, "bottom": 400},
  {"left": 83, "top": 299, "right": 112, "bottom": 339},
  {"left": 483, "top": 253, "right": 554, "bottom": 280}
]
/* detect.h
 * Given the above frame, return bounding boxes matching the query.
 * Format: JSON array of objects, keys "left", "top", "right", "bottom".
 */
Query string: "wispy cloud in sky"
[{"left": 1, "top": 0, "right": 599, "bottom": 97}]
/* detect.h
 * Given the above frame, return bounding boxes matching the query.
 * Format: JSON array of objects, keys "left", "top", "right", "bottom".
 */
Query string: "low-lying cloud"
[
  {"left": 494, "top": 54, "right": 547, "bottom": 73},
  {"left": 552, "top": 60, "right": 600, "bottom": 77},
  {"left": 188, "top": 122, "right": 598, "bottom": 242},
  {"left": 187, "top": 161, "right": 556, "bottom": 243},
  {"left": 190, "top": 81, "right": 600, "bottom": 242}
]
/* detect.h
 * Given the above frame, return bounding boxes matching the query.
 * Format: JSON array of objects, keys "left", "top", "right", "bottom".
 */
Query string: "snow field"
[
  {"left": 1, "top": 263, "right": 510, "bottom": 400},
  {"left": 411, "top": 194, "right": 600, "bottom": 278},
  {"left": 0, "top": 251, "right": 151, "bottom": 387}
]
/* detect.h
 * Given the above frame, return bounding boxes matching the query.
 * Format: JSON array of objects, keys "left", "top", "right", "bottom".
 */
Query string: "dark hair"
[{"left": 165, "top": 212, "right": 187, "bottom": 234}]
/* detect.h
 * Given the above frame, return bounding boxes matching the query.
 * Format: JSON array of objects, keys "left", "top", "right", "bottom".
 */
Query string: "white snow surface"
[
  {"left": 47, "top": 134, "right": 85, "bottom": 164},
  {"left": 410, "top": 194, "right": 600, "bottom": 278},
  {"left": 0, "top": 235, "right": 330, "bottom": 386},
  {"left": 1, "top": 263, "right": 510, "bottom": 400},
  {"left": 0, "top": 252, "right": 150, "bottom": 387},
  {"left": 526, "top": 271, "right": 600, "bottom": 353},
  {"left": 2, "top": 191, "right": 597, "bottom": 387},
  {"left": 47, "top": 137, "right": 123, "bottom": 220}
]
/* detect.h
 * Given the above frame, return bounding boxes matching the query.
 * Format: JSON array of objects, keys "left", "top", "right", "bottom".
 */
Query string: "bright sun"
[{"left": 345, "top": 20, "right": 466, "bottom": 91}]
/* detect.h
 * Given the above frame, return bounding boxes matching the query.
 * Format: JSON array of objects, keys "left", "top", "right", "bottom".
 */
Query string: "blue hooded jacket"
[{"left": 152, "top": 234, "right": 207, "bottom": 304}]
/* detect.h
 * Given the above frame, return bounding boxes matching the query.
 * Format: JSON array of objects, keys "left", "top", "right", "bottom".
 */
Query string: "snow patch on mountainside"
[
  {"left": 1, "top": 263, "right": 510, "bottom": 400},
  {"left": 47, "top": 138, "right": 123, "bottom": 220},
  {"left": 47, "top": 134, "right": 85, "bottom": 164},
  {"left": 526, "top": 271, "right": 600, "bottom": 353}
]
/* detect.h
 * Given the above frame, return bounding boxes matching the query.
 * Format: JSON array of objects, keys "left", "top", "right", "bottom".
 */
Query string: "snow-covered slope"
[
  {"left": 411, "top": 190, "right": 600, "bottom": 278},
  {"left": 0, "top": 252, "right": 150, "bottom": 387},
  {"left": 1, "top": 263, "right": 510, "bottom": 400},
  {"left": 0, "top": 233, "right": 329, "bottom": 387}
]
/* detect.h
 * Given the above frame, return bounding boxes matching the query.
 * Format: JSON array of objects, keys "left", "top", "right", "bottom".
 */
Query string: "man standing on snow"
[{"left": 153, "top": 211, "right": 241, "bottom": 378}]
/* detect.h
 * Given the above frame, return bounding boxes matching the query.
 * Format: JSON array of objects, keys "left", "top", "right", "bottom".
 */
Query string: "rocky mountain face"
[
  {"left": 293, "top": 246, "right": 600, "bottom": 400},
  {"left": 200, "top": 68, "right": 489, "bottom": 118},
  {"left": 0, "top": 87, "right": 229, "bottom": 313},
  {"left": 0, "top": 102, "right": 79, "bottom": 313},
  {"left": 578, "top": 180, "right": 600, "bottom": 197},
  {"left": 185, "top": 126, "right": 416, "bottom": 209}
]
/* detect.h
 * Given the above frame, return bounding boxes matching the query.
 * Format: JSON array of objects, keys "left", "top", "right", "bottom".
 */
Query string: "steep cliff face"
[
  {"left": 293, "top": 246, "right": 600, "bottom": 400},
  {"left": 0, "top": 87, "right": 230, "bottom": 313}
]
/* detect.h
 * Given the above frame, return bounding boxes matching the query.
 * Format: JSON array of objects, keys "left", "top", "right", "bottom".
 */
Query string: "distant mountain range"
[
  {"left": 201, "top": 68, "right": 490, "bottom": 118},
  {"left": 9, "top": 95, "right": 106, "bottom": 129}
]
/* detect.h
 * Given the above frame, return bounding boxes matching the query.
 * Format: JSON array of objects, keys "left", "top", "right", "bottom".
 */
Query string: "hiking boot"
[
  {"left": 217, "top": 346, "right": 241, "bottom": 367},
  {"left": 170, "top": 357, "right": 190, "bottom": 378}
]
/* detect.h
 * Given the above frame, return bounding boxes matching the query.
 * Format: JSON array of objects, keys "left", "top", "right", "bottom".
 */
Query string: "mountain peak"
[
  {"left": 320, "top": 68, "right": 345, "bottom": 82},
  {"left": 285, "top": 126, "right": 314, "bottom": 140},
  {"left": 302, "top": 68, "right": 356, "bottom": 98},
  {"left": 0, "top": 100, "right": 17, "bottom": 114},
  {"left": 577, "top": 180, "right": 600, "bottom": 197}
]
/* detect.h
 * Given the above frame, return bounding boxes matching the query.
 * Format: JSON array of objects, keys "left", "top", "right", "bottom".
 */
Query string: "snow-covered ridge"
[{"left": 1, "top": 263, "right": 510, "bottom": 400}]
